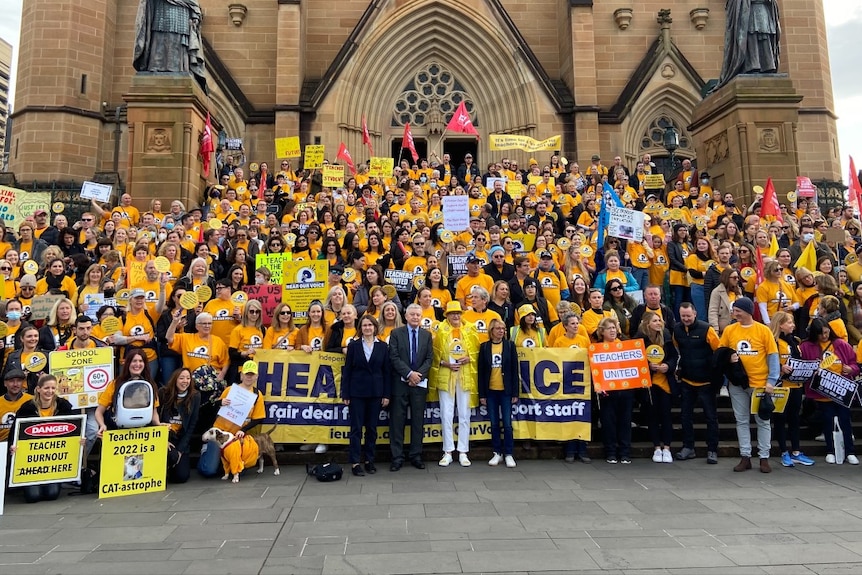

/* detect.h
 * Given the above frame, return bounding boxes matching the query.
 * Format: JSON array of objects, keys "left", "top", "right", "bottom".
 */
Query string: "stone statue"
[
  {"left": 133, "top": 0, "right": 206, "bottom": 91},
  {"left": 715, "top": 0, "right": 780, "bottom": 90}
]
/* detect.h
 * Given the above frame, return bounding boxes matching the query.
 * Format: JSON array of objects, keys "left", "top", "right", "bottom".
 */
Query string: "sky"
[{"left": 0, "top": 0, "right": 860, "bottom": 181}]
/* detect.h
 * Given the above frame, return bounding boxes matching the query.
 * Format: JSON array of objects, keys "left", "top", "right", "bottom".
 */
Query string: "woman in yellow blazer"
[{"left": 431, "top": 301, "right": 480, "bottom": 467}]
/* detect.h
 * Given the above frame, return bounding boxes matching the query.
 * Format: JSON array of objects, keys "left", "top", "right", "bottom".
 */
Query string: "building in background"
[{"left": 0, "top": 38, "right": 11, "bottom": 171}]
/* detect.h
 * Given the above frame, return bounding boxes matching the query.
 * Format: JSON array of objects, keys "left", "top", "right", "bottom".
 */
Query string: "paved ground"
[{"left": 3, "top": 457, "right": 862, "bottom": 574}]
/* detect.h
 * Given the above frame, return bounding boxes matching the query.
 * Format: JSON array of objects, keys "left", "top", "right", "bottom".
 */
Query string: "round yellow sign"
[
  {"left": 787, "top": 190, "right": 797, "bottom": 202},
  {"left": 249, "top": 162, "right": 259, "bottom": 173},
  {"left": 646, "top": 344, "right": 665, "bottom": 364},
  {"left": 439, "top": 230, "right": 454, "bottom": 243},
  {"left": 383, "top": 285, "right": 397, "bottom": 299},
  {"left": 196, "top": 285, "right": 213, "bottom": 303},
  {"left": 845, "top": 253, "right": 858, "bottom": 266},
  {"left": 115, "top": 289, "right": 130, "bottom": 306},
  {"left": 23, "top": 260, "right": 39, "bottom": 275},
  {"left": 286, "top": 233, "right": 297, "bottom": 247},
  {"left": 231, "top": 291, "right": 248, "bottom": 306},
  {"left": 343, "top": 268, "right": 357, "bottom": 283},
  {"left": 153, "top": 256, "right": 171, "bottom": 273},
  {"left": 208, "top": 218, "right": 223, "bottom": 231},
  {"left": 580, "top": 245, "right": 594, "bottom": 257},
  {"left": 753, "top": 185, "right": 765, "bottom": 195},
  {"left": 100, "top": 316, "right": 121, "bottom": 335},
  {"left": 671, "top": 208, "right": 683, "bottom": 220},
  {"left": 557, "top": 237, "right": 571, "bottom": 250},
  {"left": 741, "top": 267, "right": 755, "bottom": 280},
  {"left": 413, "top": 276, "right": 425, "bottom": 289},
  {"left": 179, "top": 292, "right": 199, "bottom": 310},
  {"left": 660, "top": 208, "right": 672, "bottom": 220},
  {"left": 25, "top": 352, "right": 48, "bottom": 373},
  {"left": 52, "top": 202, "right": 65, "bottom": 214}
]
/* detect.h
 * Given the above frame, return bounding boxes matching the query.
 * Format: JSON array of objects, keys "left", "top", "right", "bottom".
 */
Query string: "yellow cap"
[{"left": 242, "top": 360, "right": 258, "bottom": 374}]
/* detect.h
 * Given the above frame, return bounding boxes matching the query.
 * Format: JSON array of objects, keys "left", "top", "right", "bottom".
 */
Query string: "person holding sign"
[
  {"left": 3, "top": 324, "right": 49, "bottom": 393},
  {"left": 635, "top": 312, "right": 678, "bottom": 464},
  {"left": 432, "top": 301, "right": 480, "bottom": 467},
  {"left": 594, "top": 317, "right": 634, "bottom": 465},
  {"left": 769, "top": 312, "right": 814, "bottom": 467},
  {"left": 341, "top": 316, "right": 390, "bottom": 476},
  {"left": 801, "top": 318, "right": 859, "bottom": 465},
  {"left": 10, "top": 374, "right": 83, "bottom": 503},
  {"left": 94, "top": 349, "right": 162, "bottom": 437}
]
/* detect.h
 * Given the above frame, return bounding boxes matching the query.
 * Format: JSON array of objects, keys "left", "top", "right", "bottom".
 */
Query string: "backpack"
[
  {"left": 306, "top": 461, "right": 343, "bottom": 482},
  {"left": 112, "top": 379, "right": 155, "bottom": 428}
]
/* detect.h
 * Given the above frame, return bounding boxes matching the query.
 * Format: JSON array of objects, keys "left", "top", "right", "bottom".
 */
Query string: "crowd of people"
[{"left": 1, "top": 149, "right": 860, "bottom": 497}]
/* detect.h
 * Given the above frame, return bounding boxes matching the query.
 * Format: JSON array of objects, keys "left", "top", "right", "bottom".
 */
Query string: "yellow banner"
[
  {"left": 322, "top": 165, "right": 345, "bottom": 187},
  {"left": 506, "top": 232, "right": 536, "bottom": 254},
  {"left": 369, "top": 157, "right": 394, "bottom": 178},
  {"left": 489, "top": 134, "right": 561, "bottom": 152},
  {"left": 0, "top": 187, "right": 52, "bottom": 228},
  {"left": 9, "top": 415, "right": 85, "bottom": 487},
  {"left": 643, "top": 174, "right": 666, "bottom": 189},
  {"left": 275, "top": 136, "right": 301, "bottom": 159},
  {"left": 255, "top": 348, "right": 591, "bottom": 444},
  {"left": 99, "top": 426, "right": 168, "bottom": 499},
  {"left": 53, "top": 347, "right": 114, "bottom": 409},
  {"left": 282, "top": 260, "right": 329, "bottom": 324},
  {"left": 304, "top": 145, "right": 325, "bottom": 169}
]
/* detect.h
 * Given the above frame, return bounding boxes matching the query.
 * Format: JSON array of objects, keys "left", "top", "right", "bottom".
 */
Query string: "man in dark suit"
[{"left": 389, "top": 303, "right": 434, "bottom": 471}]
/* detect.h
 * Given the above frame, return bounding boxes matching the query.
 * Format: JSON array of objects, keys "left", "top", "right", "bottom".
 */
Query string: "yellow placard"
[
  {"left": 179, "top": 291, "right": 199, "bottom": 310},
  {"left": 489, "top": 134, "right": 561, "bottom": 152},
  {"left": 507, "top": 181, "right": 524, "bottom": 199},
  {"left": 282, "top": 260, "right": 329, "bottom": 325},
  {"left": 231, "top": 291, "right": 248, "bottom": 306},
  {"left": 153, "top": 256, "right": 171, "bottom": 273},
  {"left": 208, "top": 218, "right": 223, "bottom": 231},
  {"left": 643, "top": 174, "right": 666, "bottom": 189},
  {"left": 322, "top": 165, "right": 345, "bottom": 187},
  {"left": 750, "top": 388, "right": 789, "bottom": 415},
  {"left": 101, "top": 316, "right": 121, "bottom": 335},
  {"left": 304, "top": 145, "right": 325, "bottom": 169},
  {"left": 527, "top": 175, "right": 543, "bottom": 186},
  {"left": 369, "top": 157, "right": 394, "bottom": 178},
  {"left": 0, "top": 186, "right": 51, "bottom": 228},
  {"left": 256, "top": 253, "right": 290, "bottom": 284},
  {"left": 53, "top": 347, "right": 115, "bottom": 409},
  {"left": 127, "top": 260, "right": 147, "bottom": 288},
  {"left": 275, "top": 136, "right": 302, "bottom": 159},
  {"left": 9, "top": 415, "right": 85, "bottom": 487},
  {"left": 0, "top": 322, "right": 7, "bottom": 338},
  {"left": 99, "top": 426, "right": 168, "bottom": 499},
  {"left": 196, "top": 285, "right": 213, "bottom": 303}
]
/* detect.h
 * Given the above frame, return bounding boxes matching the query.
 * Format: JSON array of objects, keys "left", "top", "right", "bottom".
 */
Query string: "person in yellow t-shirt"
[
  {"left": 213, "top": 360, "right": 267, "bottom": 436},
  {"left": 462, "top": 287, "right": 501, "bottom": 344},
  {"left": 166, "top": 311, "right": 230, "bottom": 380},
  {"left": 204, "top": 279, "right": 241, "bottom": 346},
  {"left": 228, "top": 300, "right": 265, "bottom": 381},
  {"left": 0, "top": 369, "right": 33, "bottom": 441},
  {"left": 478, "top": 318, "right": 519, "bottom": 467}
]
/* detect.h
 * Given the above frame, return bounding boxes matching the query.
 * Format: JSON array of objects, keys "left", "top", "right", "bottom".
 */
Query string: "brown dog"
[{"left": 201, "top": 426, "right": 280, "bottom": 483}]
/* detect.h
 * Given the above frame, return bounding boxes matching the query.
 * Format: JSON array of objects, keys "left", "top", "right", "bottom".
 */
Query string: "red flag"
[
  {"left": 362, "top": 115, "right": 373, "bottom": 156},
  {"left": 755, "top": 246, "right": 765, "bottom": 287},
  {"left": 759, "top": 177, "right": 782, "bottom": 223},
  {"left": 337, "top": 142, "right": 357, "bottom": 176},
  {"left": 401, "top": 122, "right": 419, "bottom": 163},
  {"left": 849, "top": 156, "right": 862, "bottom": 216},
  {"left": 445, "top": 101, "right": 479, "bottom": 139},
  {"left": 200, "top": 112, "right": 214, "bottom": 176}
]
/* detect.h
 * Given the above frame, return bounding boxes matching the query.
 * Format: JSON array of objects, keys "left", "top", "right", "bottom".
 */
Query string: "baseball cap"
[
  {"left": 242, "top": 360, "right": 258, "bottom": 374},
  {"left": 540, "top": 250, "right": 553, "bottom": 259},
  {"left": 330, "top": 264, "right": 345, "bottom": 275},
  {"left": 466, "top": 254, "right": 481, "bottom": 264},
  {"left": 591, "top": 154, "right": 601, "bottom": 161},
  {"left": 130, "top": 288, "right": 146, "bottom": 298},
  {"left": 34, "top": 209, "right": 47, "bottom": 216}
]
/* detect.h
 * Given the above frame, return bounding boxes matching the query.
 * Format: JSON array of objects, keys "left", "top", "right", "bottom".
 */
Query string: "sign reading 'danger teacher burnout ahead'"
[
  {"left": 253, "top": 348, "right": 592, "bottom": 444},
  {"left": 100, "top": 426, "right": 168, "bottom": 499},
  {"left": 9, "top": 415, "right": 85, "bottom": 488}
]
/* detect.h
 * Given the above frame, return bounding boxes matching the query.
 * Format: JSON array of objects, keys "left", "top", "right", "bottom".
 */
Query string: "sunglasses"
[
  {"left": 610, "top": 286, "right": 623, "bottom": 291},
  {"left": 248, "top": 309, "right": 261, "bottom": 314},
  {"left": 279, "top": 310, "right": 292, "bottom": 315},
  {"left": 0, "top": 267, "right": 10, "bottom": 271}
]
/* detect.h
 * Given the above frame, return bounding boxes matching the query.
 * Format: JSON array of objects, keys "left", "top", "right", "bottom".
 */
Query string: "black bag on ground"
[{"left": 306, "top": 461, "right": 343, "bottom": 482}]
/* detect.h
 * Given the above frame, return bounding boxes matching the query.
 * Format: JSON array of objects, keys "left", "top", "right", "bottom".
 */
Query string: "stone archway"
[{"left": 623, "top": 85, "right": 699, "bottom": 166}]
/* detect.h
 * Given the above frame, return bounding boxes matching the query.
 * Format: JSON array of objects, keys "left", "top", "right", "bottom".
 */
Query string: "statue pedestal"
[
  {"left": 689, "top": 74, "right": 802, "bottom": 206},
  {"left": 124, "top": 74, "right": 210, "bottom": 212}
]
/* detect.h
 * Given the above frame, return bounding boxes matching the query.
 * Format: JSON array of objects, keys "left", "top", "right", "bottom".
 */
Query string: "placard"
[
  {"left": 217, "top": 385, "right": 258, "bottom": 428},
  {"left": 99, "top": 426, "right": 168, "bottom": 499},
  {"left": 448, "top": 255, "right": 469, "bottom": 277},
  {"left": 304, "top": 145, "right": 325, "bottom": 169},
  {"left": 369, "top": 157, "right": 394, "bottom": 178},
  {"left": 255, "top": 253, "right": 289, "bottom": 284},
  {"left": 322, "top": 165, "right": 345, "bottom": 187},
  {"left": 588, "top": 339, "right": 651, "bottom": 392},
  {"left": 275, "top": 136, "right": 301, "bottom": 158},
  {"left": 80, "top": 181, "right": 113, "bottom": 203},
  {"left": 796, "top": 176, "right": 816, "bottom": 198},
  {"left": 442, "top": 195, "right": 470, "bottom": 232},
  {"left": 9, "top": 415, "right": 85, "bottom": 488},
  {"left": 507, "top": 180, "right": 524, "bottom": 199},
  {"left": 486, "top": 177, "right": 508, "bottom": 194},
  {"left": 384, "top": 269, "right": 414, "bottom": 293},
  {"left": 282, "top": 260, "right": 329, "bottom": 324},
  {"left": 608, "top": 207, "right": 645, "bottom": 242},
  {"left": 750, "top": 387, "right": 789, "bottom": 415},
  {"left": 52, "top": 347, "right": 115, "bottom": 409},
  {"left": 243, "top": 284, "right": 283, "bottom": 326},
  {"left": 0, "top": 444, "right": 5, "bottom": 514},
  {"left": 811, "top": 369, "right": 858, "bottom": 408},
  {"left": 83, "top": 292, "right": 105, "bottom": 321},
  {"left": 488, "top": 134, "right": 561, "bottom": 152},
  {"left": 786, "top": 358, "right": 820, "bottom": 383},
  {"left": 29, "top": 294, "right": 63, "bottom": 321},
  {"left": 643, "top": 174, "right": 666, "bottom": 189},
  {"left": 0, "top": 186, "right": 51, "bottom": 228}
]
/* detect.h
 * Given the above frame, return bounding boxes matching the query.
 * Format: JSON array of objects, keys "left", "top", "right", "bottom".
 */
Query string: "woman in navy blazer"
[
  {"left": 341, "top": 315, "right": 391, "bottom": 476},
  {"left": 478, "top": 318, "right": 521, "bottom": 467}
]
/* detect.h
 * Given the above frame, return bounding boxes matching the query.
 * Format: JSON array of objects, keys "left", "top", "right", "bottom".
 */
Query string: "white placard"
[
  {"left": 442, "top": 195, "right": 470, "bottom": 232},
  {"left": 216, "top": 385, "right": 258, "bottom": 428},
  {"left": 608, "top": 207, "right": 645, "bottom": 242},
  {"left": 0, "top": 444, "right": 5, "bottom": 515},
  {"left": 81, "top": 181, "right": 113, "bottom": 203}
]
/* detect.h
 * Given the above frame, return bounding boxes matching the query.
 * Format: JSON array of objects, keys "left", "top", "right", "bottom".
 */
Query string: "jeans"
[
  {"left": 347, "top": 396, "right": 382, "bottom": 464},
  {"left": 23, "top": 483, "right": 61, "bottom": 503},
  {"left": 671, "top": 285, "right": 690, "bottom": 321},
  {"left": 485, "top": 390, "right": 514, "bottom": 456},
  {"left": 648, "top": 385, "right": 673, "bottom": 447},
  {"left": 631, "top": 267, "right": 649, "bottom": 291},
  {"left": 84, "top": 408, "right": 99, "bottom": 459},
  {"left": 599, "top": 390, "right": 635, "bottom": 459},
  {"left": 439, "top": 383, "right": 472, "bottom": 454},
  {"left": 680, "top": 382, "right": 719, "bottom": 451},
  {"left": 820, "top": 400, "right": 855, "bottom": 456},
  {"left": 729, "top": 384, "right": 771, "bottom": 459},
  {"left": 772, "top": 386, "right": 803, "bottom": 453},
  {"left": 690, "top": 283, "right": 707, "bottom": 321},
  {"left": 159, "top": 354, "right": 182, "bottom": 388},
  {"left": 167, "top": 446, "right": 192, "bottom": 483}
]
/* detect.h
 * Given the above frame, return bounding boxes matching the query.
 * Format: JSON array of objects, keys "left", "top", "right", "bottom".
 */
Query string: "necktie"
[{"left": 411, "top": 328, "right": 418, "bottom": 371}]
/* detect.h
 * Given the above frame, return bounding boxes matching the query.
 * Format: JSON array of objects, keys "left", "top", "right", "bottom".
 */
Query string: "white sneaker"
[
  {"left": 488, "top": 453, "right": 502, "bottom": 466},
  {"left": 719, "top": 386, "right": 729, "bottom": 397},
  {"left": 847, "top": 455, "right": 860, "bottom": 465},
  {"left": 652, "top": 448, "right": 663, "bottom": 463},
  {"left": 439, "top": 453, "right": 453, "bottom": 467},
  {"left": 662, "top": 448, "right": 673, "bottom": 464},
  {"left": 826, "top": 454, "right": 837, "bottom": 464},
  {"left": 459, "top": 453, "right": 471, "bottom": 467},
  {"left": 300, "top": 444, "right": 315, "bottom": 451},
  {"left": 815, "top": 434, "right": 825, "bottom": 442},
  {"left": 505, "top": 455, "right": 516, "bottom": 468},
  {"left": 314, "top": 444, "right": 328, "bottom": 454}
]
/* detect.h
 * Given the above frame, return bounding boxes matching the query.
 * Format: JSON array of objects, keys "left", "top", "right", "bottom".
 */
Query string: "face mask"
[
  {"left": 255, "top": 276, "right": 266, "bottom": 285},
  {"left": 6, "top": 311, "right": 21, "bottom": 321},
  {"left": 103, "top": 288, "right": 116, "bottom": 298},
  {"left": 701, "top": 178, "right": 709, "bottom": 185},
  {"left": 166, "top": 223, "right": 175, "bottom": 230},
  {"left": 802, "top": 233, "right": 814, "bottom": 243},
  {"left": 158, "top": 232, "right": 167, "bottom": 241},
  {"left": 429, "top": 182, "right": 437, "bottom": 189}
]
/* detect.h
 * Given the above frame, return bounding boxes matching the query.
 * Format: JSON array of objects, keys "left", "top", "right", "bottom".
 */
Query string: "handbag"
[{"left": 307, "top": 461, "right": 343, "bottom": 482}]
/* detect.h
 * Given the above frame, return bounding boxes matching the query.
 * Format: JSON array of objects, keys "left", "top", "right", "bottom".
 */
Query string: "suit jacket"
[
  {"left": 389, "top": 325, "right": 433, "bottom": 388},
  {"left": 341, "top": 339, "right": 391, "bottom": 399}
]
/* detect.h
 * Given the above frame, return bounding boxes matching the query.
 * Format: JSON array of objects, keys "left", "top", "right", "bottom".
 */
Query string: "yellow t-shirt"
[
  {"left": 122, "top": 309, "right": 157, "bottom": 363},
  {"left": 229, "top": 325, "right": 264, "bottom": 356},
  {"left": 204, "top": 298, "right": 240, "bottom": 346},
  {"left": 489, "top": 342, "right": 504, "bottom": 391},
  {"left": 719, "top": 322, "right": 778, "bottom": 388},
  {"left": 263, "top": 327, "right": 295, "bottom": 350},
  {"left": 462, "top": 309, "right": 501, "bottom": 344},
  {"left": 169, "top": 332, "right": 229, "bottom": 373},
  {"left": 213, "top": 386, "right": 266, "bottom": 434},
  {"left": 0, "top": 393, "right": 33, "bottom": 441}
]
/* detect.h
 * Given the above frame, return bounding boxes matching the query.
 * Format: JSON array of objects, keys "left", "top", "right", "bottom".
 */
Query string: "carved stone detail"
[
  {"left": 704, "top": 132, "right": 729, "bottom": 165},
  {"left": 757, "top": 126, "right": 781, "bottom": 153},
  {"left": 145, "top": 126, "right": 173, "bottom": 154}
]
